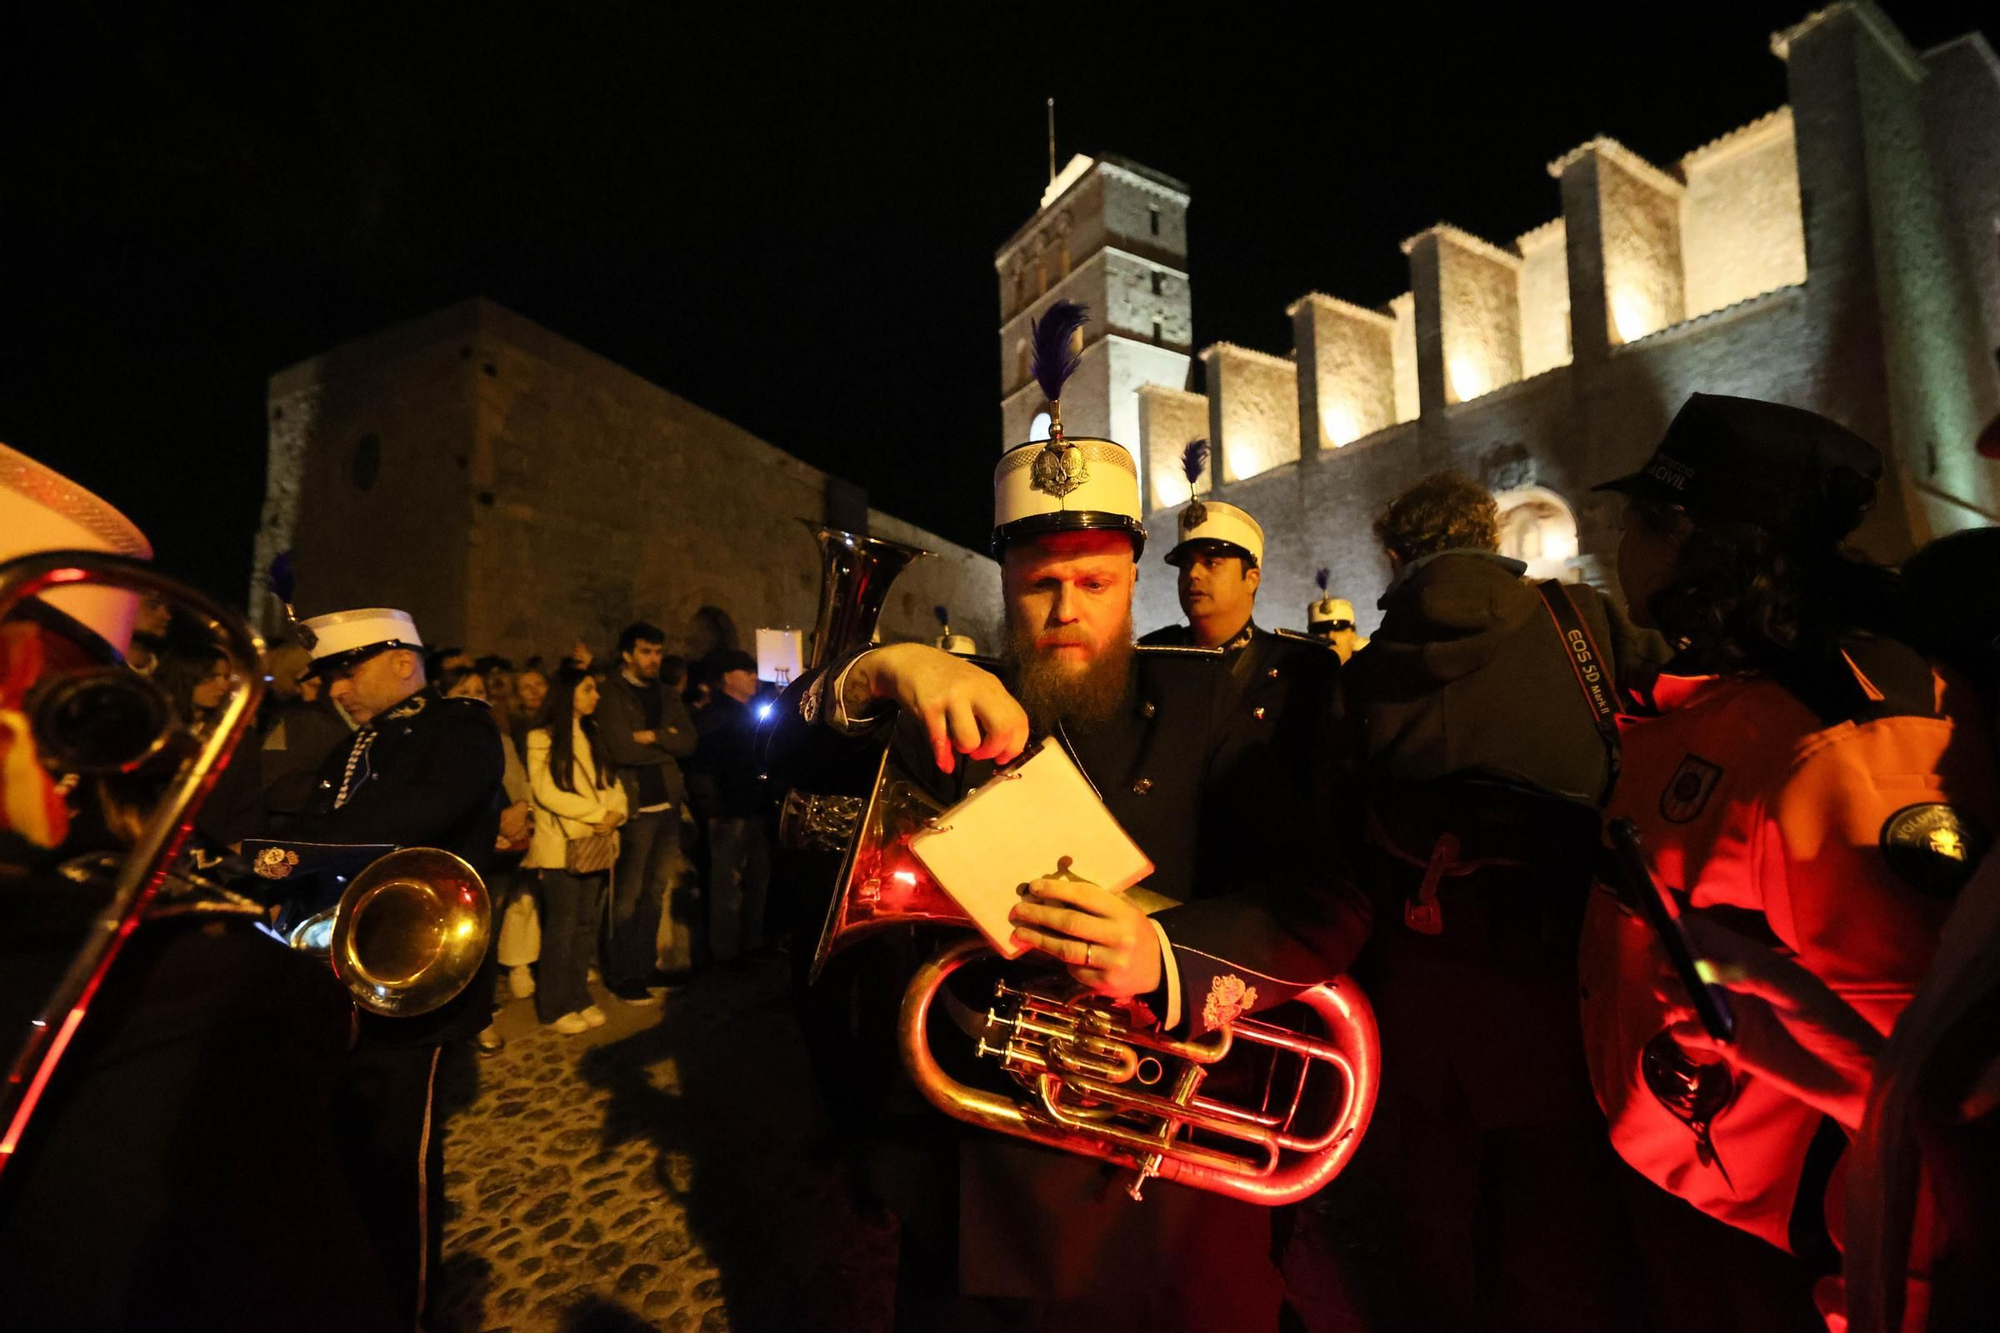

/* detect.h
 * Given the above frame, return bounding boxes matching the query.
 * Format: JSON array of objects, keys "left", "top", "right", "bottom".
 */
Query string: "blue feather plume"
[
  {"left": 265, "top": 551, "right": 295, "bottom": 605},
  {"left": 1181, "top": 438, "right": 1208, "bottom": 488},
  {"left": 934, "top": 604, "right": 950, "bottom": 628},
  {"left": 1029, "top": 300, "right": 1089, "bottom": 405},
  {"left": 1316, "top": 567, "right": 1331, "bottom": 593}
]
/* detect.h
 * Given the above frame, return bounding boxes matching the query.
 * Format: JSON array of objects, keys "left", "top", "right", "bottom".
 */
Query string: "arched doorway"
[{"left": 1491, "top": 486, "right": 1579, "bottom": 581}]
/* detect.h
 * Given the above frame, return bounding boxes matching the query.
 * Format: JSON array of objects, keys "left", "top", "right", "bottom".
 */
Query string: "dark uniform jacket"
[
  {"left": 1139, "top": 616, "right": 1336, "bottom": 742},
  {"left": 263, "top": 686, "right": 505, "bottom": 1046},
  {"left": 0, "top": 885, "right": 400, "bottom": 1331},
  {"left": 769, "top": 643, "right": 1369, "bottom": 1304}
]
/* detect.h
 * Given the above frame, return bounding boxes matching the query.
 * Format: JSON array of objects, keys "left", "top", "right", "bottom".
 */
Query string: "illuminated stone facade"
[
  {"left": 995, "top": 155, "right": 1194, "bottom": 496},
  {"left": 999, "top": 4, "right": 2000, "bottom": 636},
  {"left": 255, "top": 298, "right": 1000, "bottom": 664}
]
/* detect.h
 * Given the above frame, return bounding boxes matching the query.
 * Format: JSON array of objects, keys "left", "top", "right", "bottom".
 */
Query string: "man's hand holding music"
[
  {"left": 1009, "top": 877, "right": 1163, "bottom": 999},
  {"left": 843, "top": 643, "right": 1030, "bottom": 774}
]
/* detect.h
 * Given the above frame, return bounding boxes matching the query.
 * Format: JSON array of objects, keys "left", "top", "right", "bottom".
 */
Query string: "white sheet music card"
[{"left": 906, "top": 737, "right": 1155, "bottom": 960}]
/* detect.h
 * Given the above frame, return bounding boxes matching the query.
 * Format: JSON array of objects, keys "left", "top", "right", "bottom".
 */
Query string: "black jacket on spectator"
[
  {"left": 1346, "top": 551, "right": 1667, "bottom": 802},
  {"left": 1336, "top": 550, "right": 1672, "bottom": 1330},
  {"left": 597, "top": 670, "right": 697, "bottom": 811},
  {"left": 692, "top": 693, "right": 772, "bottom": 819}
]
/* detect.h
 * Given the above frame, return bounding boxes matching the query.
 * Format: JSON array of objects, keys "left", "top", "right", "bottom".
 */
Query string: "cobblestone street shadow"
[{"left": 432, "top": 958, "right": 896, "bottom": 1333}]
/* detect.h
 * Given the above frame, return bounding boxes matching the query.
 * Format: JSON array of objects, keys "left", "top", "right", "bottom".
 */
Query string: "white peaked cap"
[
  {"left": 935, "top": 632, "right": 978, "bottom": 656},
  {"left": 0, "top": 441, "right": 152, "bottom": 653},
  {"left": 992, "top": 437, "right": 1146, "bottom": 555},
  {"left": 1309, "top": 597, "right": 1357, "bottom": 626},
  {"left": 1167, "top": 500, "right": 1264, "bottom": 566},
  {"left": 297, "top": 607, "right": 423, "bottom": 677}
]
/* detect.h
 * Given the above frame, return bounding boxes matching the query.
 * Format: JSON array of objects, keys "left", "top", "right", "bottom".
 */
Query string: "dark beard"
[{"left": 1004, "top": 614, "right": 1135, "bottom": 736}]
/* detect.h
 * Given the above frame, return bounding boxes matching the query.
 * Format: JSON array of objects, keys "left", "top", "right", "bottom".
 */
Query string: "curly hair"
[
  {"left": 1632, "top": 496, "right": 1900, "bottom": 678},
  {"left": 1374, "top": 472, "right": 1500, "bottom": 565}
]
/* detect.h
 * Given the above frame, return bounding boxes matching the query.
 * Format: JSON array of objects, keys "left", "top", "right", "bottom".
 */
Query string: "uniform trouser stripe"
[{"left": 413, "top": 1046, "right": 440, "bottom": 1330}]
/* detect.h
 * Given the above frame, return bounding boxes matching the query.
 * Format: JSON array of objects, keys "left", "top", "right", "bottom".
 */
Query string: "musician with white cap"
[
  {"left": 1138, "top": 440, "right": 1272, "bottom": 655},
  {"left": 1306, "top": 573, "right": 1369, "bottom": 663},
  {"left": 251, "top": 594, "right": 505, "bottom": 1326},
  {"left": 0, "top": 442, "right": 400, "bottom": 1329},
  {"left": 1140, "top": 441, "right": 1338, "bottom": 776}
]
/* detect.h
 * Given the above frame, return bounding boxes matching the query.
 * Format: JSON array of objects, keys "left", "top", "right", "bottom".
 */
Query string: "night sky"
[{"left": 4, "top": 3, "right": 1987, "bottom": 603}]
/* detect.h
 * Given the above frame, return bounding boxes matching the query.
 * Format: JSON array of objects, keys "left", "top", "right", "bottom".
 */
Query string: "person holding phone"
[{"left": 1578, "top": 395, "right": 2000, "bottom": 1331}]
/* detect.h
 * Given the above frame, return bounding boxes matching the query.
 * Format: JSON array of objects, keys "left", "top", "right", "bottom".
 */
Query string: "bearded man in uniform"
[{"left": 769, "top": 301, "right": 1370, "bottom": 1332}]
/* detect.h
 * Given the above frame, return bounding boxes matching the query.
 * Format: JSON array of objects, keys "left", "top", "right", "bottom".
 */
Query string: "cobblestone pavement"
[{"left": 430, "top": 959, "right": 896, "bottom": 1333}]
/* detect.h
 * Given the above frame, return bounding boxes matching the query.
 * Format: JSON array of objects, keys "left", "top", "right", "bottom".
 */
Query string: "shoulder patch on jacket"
[
  {"left": 1880, "top": 803, "right": 1989, "bottom": 899},
  {"left": 1660, "top": 753, "right": 1725, "bottom": 823}
]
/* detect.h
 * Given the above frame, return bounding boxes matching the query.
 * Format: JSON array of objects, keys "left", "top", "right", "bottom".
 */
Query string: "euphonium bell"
[{"left": 288, "top": 847, "right": 491, "bottom": 1018}]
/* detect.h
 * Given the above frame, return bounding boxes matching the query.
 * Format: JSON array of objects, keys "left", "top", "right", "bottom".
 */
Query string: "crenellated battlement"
[
  {"left": 1128, "top": 100, "right": 1812, "bottom": 504},
  {"left": 996, "top": 2, "right": 2000, "bottom": 639}
]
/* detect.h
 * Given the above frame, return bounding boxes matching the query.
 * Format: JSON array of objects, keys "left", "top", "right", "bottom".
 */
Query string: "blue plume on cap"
[
  {"left": 1316, "top": 566, "right": 1331, "bottom": 593},
  {"left": 934, "top": 604, "right": 950, "bottom": 628},
  {"left": 1030, "top": 300, "right": 1089, "bottom": 405},
  {"left": 1181, "top": 438, "right": 1208, "bottom": 488},
  {"left": 265, "top": 551, "right": 295, "bottom": 605}
]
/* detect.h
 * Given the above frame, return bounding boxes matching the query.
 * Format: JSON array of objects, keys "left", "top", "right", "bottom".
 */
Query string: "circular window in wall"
[
  {"left": 1492, "top": 486, "right": 1578, "bottom": 579},
  {"left": 352, "top": 433, "right": 382, "bottom": 491}
]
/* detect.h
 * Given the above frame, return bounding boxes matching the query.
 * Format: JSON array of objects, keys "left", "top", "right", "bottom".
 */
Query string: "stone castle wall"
[
  {"left": 258, "top": 300, "right": 1001, "bottom": 668},
  {"left": 1121, "top": 4, "right": 1999, "bottom": 637}
]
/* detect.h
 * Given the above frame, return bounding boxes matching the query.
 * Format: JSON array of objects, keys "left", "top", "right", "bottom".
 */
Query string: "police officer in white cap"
[
  {"left": 1140, "top": 441, "right": 1338, "bottom": 765},
  {"left": 252, "top": 598, "right": 504, "bottom": 1326}
]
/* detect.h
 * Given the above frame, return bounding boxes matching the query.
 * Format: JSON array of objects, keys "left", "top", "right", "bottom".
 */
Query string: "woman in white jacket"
[{"left": 524, "top": 663, "right": 628, "bottom": 1034}]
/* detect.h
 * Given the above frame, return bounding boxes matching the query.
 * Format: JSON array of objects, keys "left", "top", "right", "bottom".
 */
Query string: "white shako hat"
[
  {"left": 930, "top": 605, "right": 978, "bottom": 656},
  {"left": 991, "top": 300, "right": 1146, "bottom": 557},
  {"left": 1160, "top": 437, "right": 1261, "bottom": 566},
  {"left": 297, "top": 607, "right": 424, "bottom": 678},
  {"left": 1309, "top": 596, "right": 1356, "bottom": 628},
  {"left": 1166, "top": 499, "right": 1264, "bottom": 567},
  {"left": 0, "top": 440, "right": 152, "bottom": 655}
]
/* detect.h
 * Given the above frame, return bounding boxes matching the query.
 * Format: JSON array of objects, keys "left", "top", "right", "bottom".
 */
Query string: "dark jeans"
[
  {"left": 534, "top": 867, "right": 607, "bottom": 1023},
  {"left": 707, "top": 815, "right": 771, "bottom": 962},
  {"left": 606, "top": 807, "right": 674, "bottom": 989}
]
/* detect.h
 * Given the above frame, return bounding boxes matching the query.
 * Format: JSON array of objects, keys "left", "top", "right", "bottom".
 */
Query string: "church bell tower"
[{"left": 994, "top": 154, "right": 1194, "bottom": 506}]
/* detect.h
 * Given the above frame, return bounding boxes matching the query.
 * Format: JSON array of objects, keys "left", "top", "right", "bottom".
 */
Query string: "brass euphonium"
[
  {"left": 0, "top": 552, "right": 488, "bottom": 1174},
  {"left": 789, "top": 528, "right": 1380, "bottom": 1205}
]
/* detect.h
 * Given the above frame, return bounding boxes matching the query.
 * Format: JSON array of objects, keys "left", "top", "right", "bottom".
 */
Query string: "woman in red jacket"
[{"left": 1578, "top": 396, "right": 1999, "bottom": 1331}]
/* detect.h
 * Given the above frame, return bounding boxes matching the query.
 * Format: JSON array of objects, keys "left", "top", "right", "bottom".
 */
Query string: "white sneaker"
[
  {"left": 581, "top": 1004, "right": 608, "bottom": 1028},
  {"left": 508, "top": 965, "right": 536, "bottom": 999},
  {"left": 551, "top": 1012, "right": 590, "bottom": 1035}
]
